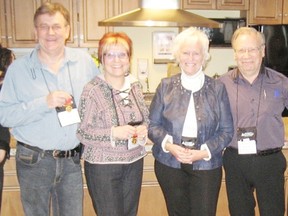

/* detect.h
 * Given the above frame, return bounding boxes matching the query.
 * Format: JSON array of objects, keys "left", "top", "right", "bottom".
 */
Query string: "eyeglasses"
[
  {"left": 235, "top": 46, "right": 263, "bottom": 56},
  {"left": 104, "top": 52, "right": 129, "bottom": 61},
  {"left": 37, "top": 24, "right": 66, "bottom": 33}
]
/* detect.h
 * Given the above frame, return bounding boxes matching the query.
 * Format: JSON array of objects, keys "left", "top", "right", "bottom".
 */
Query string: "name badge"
[
  {"left": 56, "top": 96, "right": 80, "bottom": 127},
  {"left": 128, "top": 138, "right": 139, "bottom": 150},
  {"left": 237, "top": 126, "right": 257, "bottom": 154},
  {"left": 238, "top": 139, "right": 257, "bottom": 154}
]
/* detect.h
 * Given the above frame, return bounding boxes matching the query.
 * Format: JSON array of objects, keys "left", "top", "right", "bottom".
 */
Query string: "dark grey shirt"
[
  {"left": 0, "top": 85, "right": 10, "bottom": 159},
  {"left": 220, "top": 66, "right": 288, "bottom": 151}
]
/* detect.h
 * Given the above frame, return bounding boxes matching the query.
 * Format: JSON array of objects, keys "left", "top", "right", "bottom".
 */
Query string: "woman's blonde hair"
[{"left": 172, "top": 27, "right": 210, "bottom": 67}]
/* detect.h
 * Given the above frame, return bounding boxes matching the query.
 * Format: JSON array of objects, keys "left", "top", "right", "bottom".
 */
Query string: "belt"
[
  {"left": 226, "top": 146, "right": 282, "bottom": 156},
  {"left": 257, "top": 147, "right": 282, "bottom": 156},
  {"left": 17, "top": 141, "right": 80, "bottom": 158}
]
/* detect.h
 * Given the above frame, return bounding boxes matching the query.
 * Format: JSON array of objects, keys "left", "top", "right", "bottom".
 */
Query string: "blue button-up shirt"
[{"left": 0, "top": 46, "right": 100, "bottom": 150}]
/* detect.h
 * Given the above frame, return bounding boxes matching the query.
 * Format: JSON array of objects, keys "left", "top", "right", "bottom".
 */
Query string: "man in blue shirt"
[{"left": 0, "top": 2, "right": 99, "bottom": 216}]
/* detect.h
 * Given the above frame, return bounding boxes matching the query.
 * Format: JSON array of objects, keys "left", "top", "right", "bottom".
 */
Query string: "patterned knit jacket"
[{"left": 77, "top": 75, "right": 150, "bottom": 164}]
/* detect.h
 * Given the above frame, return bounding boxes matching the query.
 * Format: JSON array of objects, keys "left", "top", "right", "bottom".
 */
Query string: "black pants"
[
  {"left": 223, "top": 148, "right": 286, "bottom": 216},
  {"left": 0, "top": 158, "right": 6, "bottom": 212},
  {"left": 0, "top": 165, "right": 3, "bottom": 211},
  {"left": 155, "top": 160, "right": 222, "bottom": 216},
  {"left": 85, "top": 159, "right": 143, "bottom": 216}
]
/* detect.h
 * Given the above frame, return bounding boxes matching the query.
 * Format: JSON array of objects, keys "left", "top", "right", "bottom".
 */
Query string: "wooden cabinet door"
[
  {"left": 78, "top": 0, "right": 139, "bottom": 48},
  {"left": 182, "top": 0, "right": 217, "bottom": 9},
  {"left": 283, "top": 0, "right": 288, "bottom": 24},
  {"left": 4, "top": 0, "right": 78, "bottom": 48},
  {"left": 0, "top": 0, "right": 5, "bottom": 46},
  {"left": 249, "top": 0, "right": 284, "bottom": 24},
  {"left": 4, "top": 0, "right": 42, "bottom": 48},
  {"left": 78, "top": 0, "right": 112, "bottom": 48},
  {"left": 50, "top": 0, "right": 78, "bottom": 47},
  {"left": 2, "top": 0, "right": 139, "bottom": 48},
  {"left": 115, "top": 0, "right": 140, "bottom": 13},
  {"left": 182, "top": 0, "right": 248, "bottom": 9},
  {"left": 217, "top": 0, "right": 248, "bottom": 10}
]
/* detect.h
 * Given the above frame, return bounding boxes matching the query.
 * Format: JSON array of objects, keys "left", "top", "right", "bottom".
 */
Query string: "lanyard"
[{"left": 40, "top": 62, "right": 75, "bottom": 96}]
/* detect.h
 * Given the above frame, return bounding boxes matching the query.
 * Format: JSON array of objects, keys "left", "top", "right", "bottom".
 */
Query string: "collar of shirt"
[
  {"left": 180, "top": 67, "right": 205, "bottom": 92},
  {"left": 29, "top": 45, "right": 78, "bottom": 70},
  {"left": 99, "top": 74, "right": 139, "bottom": 102}
]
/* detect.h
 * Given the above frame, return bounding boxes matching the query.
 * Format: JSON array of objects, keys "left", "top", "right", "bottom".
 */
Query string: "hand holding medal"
[
  {"left": 128, "top": 121, "right": 143, "bottom": 145},
  {"left": 127, "top": 122, "right": 147, "bottom": 149}
]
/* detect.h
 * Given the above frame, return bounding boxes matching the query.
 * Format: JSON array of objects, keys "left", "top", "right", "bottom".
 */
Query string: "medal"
[
  {"left": 65, "top": 105, "right": 72, "bottom": 112},
  {"left": 64, "top": 98, "right": 73, "bottom": 112},
  {"left": 132, "top": 134, "right": 137, "bottom": 144}
]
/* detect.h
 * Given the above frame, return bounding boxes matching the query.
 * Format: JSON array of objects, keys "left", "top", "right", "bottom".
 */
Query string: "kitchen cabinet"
[
  {"left": 248, "top": 0, "right": 288, "bottom": 25},
  {"left": 1, "top": 150, "right": 168, "bottom": 216},
  {"left": 182, "top": 0, "right": 216, "bottom": 9},
  {"left": 0, "top": 0, "right": 5, "bottom": 46},
  {"left": 1, "top": 0, "right": 78, "bottom": 48},
  {"left": 78, "top": 0, "right": 139, "bottom": 47},
  {"left": 5, "top": 117, "right": 288, "bottom": 215},
  {"left": 1, "top": 0, "right": 40, "bottom": 48},
  {"left": 0, "top": 0, "right": 139, "bottom": 48},
  {"left": 182, "top": 0, "right": 249, "bottom": 10},
  {"left": 4, "top": 148, "right": 288, "bottom": 215},
  {"left": 1, "top": 156, "right": 96, "bottom": 216}
]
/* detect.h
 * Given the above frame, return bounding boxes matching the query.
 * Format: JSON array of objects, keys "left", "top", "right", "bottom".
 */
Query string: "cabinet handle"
[{"left": 279, "top": 13, "right": 282, "bottom": 17}]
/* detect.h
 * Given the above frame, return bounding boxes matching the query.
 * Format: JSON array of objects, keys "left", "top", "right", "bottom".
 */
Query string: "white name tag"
[
  {"left": 128, "top": 138, "right": 140, "bottom": 150},
  {"left": 127, "top": 136, "right": 147, "bottom": 150},
  {"left": 238, "top": 138, "right": 257, "bottom": 154},
  {"left": 57, "top": 108, "right": 81, "bottom": 127},
  {"left": 55, "top": 96, "right": 80, "bottom": 127}
]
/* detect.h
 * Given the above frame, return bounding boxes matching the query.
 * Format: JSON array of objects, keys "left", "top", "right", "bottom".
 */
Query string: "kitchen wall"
[{"left": 114, "top": 10, "right": 241, "bottom": 92}]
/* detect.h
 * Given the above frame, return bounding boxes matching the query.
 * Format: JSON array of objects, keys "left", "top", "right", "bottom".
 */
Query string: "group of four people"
[{"left": 0, "top": 2, "right": 287, "bottom": 216}]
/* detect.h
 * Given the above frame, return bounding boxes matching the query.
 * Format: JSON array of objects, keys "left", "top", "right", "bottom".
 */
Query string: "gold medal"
[
  {"left": 132, "top": 135, "right": 137, "bottom": 144},
  {"left": 65, "top": 105, "right": 72, "bottom": 112},
  {"left": 64, "top": 97, "right": 73, "bottom": 112}
]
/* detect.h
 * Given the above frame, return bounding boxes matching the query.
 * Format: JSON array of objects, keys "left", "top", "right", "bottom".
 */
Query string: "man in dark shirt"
[
  {"left": 0, "top": 44, "right": 14, "bottom": 211},
  {"left": 220, "top": 27, "right": 288, "bottom": 216}
]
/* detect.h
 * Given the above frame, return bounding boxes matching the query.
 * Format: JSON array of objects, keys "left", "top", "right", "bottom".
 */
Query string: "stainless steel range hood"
[{"left": 99, "top": 0, "right": 220, "bottom": 28}]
